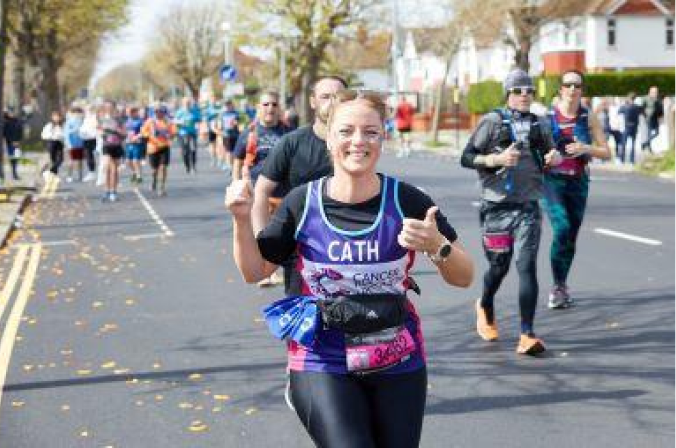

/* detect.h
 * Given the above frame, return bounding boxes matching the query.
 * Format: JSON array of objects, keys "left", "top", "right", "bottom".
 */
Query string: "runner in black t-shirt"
[{"left": 253, "top": 76, "right": 348, "bottom": 294}]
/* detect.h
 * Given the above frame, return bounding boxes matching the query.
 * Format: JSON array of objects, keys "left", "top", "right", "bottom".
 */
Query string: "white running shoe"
[{"left": 548, "top": 285, "right": 570, "bottom": 309}]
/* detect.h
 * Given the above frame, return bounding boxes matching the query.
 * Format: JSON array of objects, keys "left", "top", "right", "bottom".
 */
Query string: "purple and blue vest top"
[{"left": 288, "top": 175, "right": 426, "bottom": 374}]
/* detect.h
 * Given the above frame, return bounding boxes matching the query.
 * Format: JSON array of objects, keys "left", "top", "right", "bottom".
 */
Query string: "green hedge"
[
  {"left": 468, "top": 71, "right": 676, "bottom": 114},
  {"left": 467, "top": 81, "right": 504, "bottom": 114}
]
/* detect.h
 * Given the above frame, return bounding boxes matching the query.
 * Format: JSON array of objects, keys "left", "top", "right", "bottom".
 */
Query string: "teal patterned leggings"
[{"left": 542, "top": 174, "right": 589, "bottom": 286}]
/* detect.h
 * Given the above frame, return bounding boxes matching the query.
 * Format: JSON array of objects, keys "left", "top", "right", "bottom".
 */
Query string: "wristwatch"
[{"left": 427, "top": 238, "right": 452, "bottom": 263}]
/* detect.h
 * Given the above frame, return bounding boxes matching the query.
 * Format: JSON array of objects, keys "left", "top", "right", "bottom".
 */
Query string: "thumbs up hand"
[
  {"left": 397, "top": 206, "right": 445, "bottom": 253},
  {"left": 225, "top": 179, "right": 254, "bottom": 219}
]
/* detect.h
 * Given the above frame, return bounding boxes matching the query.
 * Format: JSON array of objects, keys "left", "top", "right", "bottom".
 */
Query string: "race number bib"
[{"left": 345, "top": 326, "right": 415, "bottom": 374}]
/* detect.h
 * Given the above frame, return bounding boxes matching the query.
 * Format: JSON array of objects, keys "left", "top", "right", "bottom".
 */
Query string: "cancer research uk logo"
[
  {"left": 309, "top": 266, "right": 405, "bottom": 296},
  {"left": 309, "top": 268, "right": 351, "bottom": 299}
]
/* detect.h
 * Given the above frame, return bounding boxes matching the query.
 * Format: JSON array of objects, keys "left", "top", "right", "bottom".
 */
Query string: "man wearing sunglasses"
[
  {"left": 232, "top": 91, "right": 289, "bottom": 183},
  {"left": 461, "top": 68, "right": 561, "bottom": 356},
  {"left": 250, "top": 75, "right": 348, "bottom": 294}
]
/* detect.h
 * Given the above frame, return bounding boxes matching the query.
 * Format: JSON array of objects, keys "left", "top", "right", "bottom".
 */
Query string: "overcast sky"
[{"left": 91, "top": 0, "right": 449, "bottom": 85}]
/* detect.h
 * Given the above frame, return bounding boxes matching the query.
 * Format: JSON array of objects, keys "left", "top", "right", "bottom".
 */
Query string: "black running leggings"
[
  {"left": 480, "top": 202, "right": 541, "bottom": 334},
  {"left": 289, "top": 368, "right": 427, "bottom": 448},
  {"left": 47, "top": 141, "right": 64, "bottom": 174},
  {"left": 83, "top": 139, "right": 97, "bottom": 172}
]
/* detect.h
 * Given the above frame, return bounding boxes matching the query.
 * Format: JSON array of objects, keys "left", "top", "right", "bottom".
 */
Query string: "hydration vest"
[
  {"left": 243, "top": 121, "right": 259, "bottom": 169},
  {"left": 494, "top": 108, "right": 548, "bottom": 171},
  {"left": 547, "top": 106, "right": 591, "bottom": 176}
]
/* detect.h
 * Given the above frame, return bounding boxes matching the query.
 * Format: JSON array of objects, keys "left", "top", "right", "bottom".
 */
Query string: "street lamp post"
[
  {"left": 391, "top": 0, "right": 399, "bottom": 95},
  {"left": 280, "top": 40, "right": 286, "bottom": 107},
  {"left": 221, "top": 21, "right": 232, "bottom": 66}
]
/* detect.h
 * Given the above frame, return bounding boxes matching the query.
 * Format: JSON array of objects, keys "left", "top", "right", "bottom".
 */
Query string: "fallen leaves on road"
[
  {"left": 101, "top": 361, "right": 117, "bottom": 369},
  {"left": 188, "top": 421, "right": 208, "bottom": 432}
]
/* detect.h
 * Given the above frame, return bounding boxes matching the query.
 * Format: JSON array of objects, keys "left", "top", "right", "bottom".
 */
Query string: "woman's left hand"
[
  {"left": 564, "top": 141, "right": 590, "bottom": 158},
  {"left": 397, "top": 206, "right": 445, "bottom": 253}
]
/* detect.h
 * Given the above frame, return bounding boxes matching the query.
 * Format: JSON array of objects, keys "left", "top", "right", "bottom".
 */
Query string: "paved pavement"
[
  {"left": 0, "top": 147, "right": 673, "bottom": 447},
  {"left": 0, "top": 153, "right": 46, "bottom": 248}
]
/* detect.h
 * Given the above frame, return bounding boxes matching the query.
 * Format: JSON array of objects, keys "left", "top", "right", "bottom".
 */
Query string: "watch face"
[{"left": 439, "top": 243, "right": 452, "bottom": 258}]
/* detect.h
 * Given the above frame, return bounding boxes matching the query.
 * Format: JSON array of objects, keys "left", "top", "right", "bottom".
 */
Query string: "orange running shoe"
[
  {"left": 516, "top": 334, "right": 546, "bottom": 355},
  {"left": 475, "top": 300, "right": 499, "bottom": 341}
]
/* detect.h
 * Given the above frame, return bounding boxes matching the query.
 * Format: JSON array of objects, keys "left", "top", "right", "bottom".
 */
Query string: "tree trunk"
[
  {"left": 39, "top": 55, "right": 60, "bottom": 115},
  {"left": 299, "top": 54, "right": 320, "bottom": 126},
  {"left": 0, "top": 0, "right": 9, "bottom": 180},
  {"left": 516, "top": 38, "right": 531, "bottom": 72},
  {"left": 12, "top": 53, "right": 26, "bottom": 110},
  {"left": 430, "top": 43, "right": 456, "bottom": 143}
]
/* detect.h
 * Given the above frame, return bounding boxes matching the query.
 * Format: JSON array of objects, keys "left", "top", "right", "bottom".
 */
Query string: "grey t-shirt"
[{"left": 468, "top": 111, "right": 555, "bottom": 203}]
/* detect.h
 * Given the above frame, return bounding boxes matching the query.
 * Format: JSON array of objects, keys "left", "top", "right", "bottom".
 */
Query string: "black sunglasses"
[{"left": 509, "top": 87, "right": 535, "bottom": 95}]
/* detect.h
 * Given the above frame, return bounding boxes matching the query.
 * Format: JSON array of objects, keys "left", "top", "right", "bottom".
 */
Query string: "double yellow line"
[
  {"left": 39, "top": 175, "right": 60, "bottom": 199},
  {"left": 0, "top": 244, "right": 42, "bottom": 423}
]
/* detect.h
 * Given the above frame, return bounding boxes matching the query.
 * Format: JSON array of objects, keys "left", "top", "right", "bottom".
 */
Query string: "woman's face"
[
  {"left": 559, "top": 72, "right": 583, "bottom": 105},
  {"left": 328, "top": 100, "right": 383, "bottom": 176}
]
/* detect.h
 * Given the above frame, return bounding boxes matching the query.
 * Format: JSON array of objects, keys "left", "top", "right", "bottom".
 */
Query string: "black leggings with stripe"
[{"left": 289, "top": 367, "right": 427, "bottom": 448}]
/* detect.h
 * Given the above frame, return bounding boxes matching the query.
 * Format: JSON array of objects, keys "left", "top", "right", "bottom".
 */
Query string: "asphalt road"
[{"left": 0, "top": 148, "right": 673, "bottom": 448}]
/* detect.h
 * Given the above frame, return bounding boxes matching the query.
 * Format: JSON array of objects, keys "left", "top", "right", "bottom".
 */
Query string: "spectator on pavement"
[
  {"left": 595, "top": 99, "right": 623, "bottom": 161},
  {"left": 3, "top": 109, "right": 24, "bottom": 181},
  {"left": 41, "top": 111, "right": 65, "bottom": 180},
  {"left": 641, "top": 86, "right": 664, "bottom": 153},
  {"left": 395, "top": 95, "right": 414, "bottom": 157},
  {"left": 618, "top": 92, "right": 642, "bottom": 164}
]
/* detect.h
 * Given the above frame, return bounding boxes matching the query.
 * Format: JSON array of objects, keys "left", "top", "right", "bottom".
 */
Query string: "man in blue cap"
[{"left": 461, "top": 68, "right": 561, "bottom": 356}]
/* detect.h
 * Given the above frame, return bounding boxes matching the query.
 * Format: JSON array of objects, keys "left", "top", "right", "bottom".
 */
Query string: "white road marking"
[
  {"left": 40, "top": 240, "right": 78, "bottom": 247},
  {"left": 123, "top": 233, "right": 170, "bottom": 241},
  {"left": 594, "top": 228, "right": 663, "bottom": 246},
  {"left": 134, "top": 188, "right": 174, "bottom": 237}
]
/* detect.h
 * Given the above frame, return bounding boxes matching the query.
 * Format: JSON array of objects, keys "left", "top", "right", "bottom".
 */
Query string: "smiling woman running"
[{"left": 225, "top": 90, "right": 473, "bottom": 448}]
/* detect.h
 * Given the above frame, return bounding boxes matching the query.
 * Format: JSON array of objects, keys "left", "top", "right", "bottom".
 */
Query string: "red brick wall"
[{"left": 543, "top": 51, "right": 586, "bottom": 75}]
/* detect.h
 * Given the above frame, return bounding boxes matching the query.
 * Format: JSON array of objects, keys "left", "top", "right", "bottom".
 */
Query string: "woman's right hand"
[{"left": 225, "top": 179, "right": 253, "bottom": 218}]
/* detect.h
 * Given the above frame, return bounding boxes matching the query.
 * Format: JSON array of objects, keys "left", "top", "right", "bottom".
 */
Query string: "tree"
[
  {"left": 151, "top": 4, "right": 225, "bottom": 101},
  {"left": 467, "top": 0, "right": 588, "bottom": 72},
  {"left": 93, "top": 63, "right": 144, "bottom": 102},
  {"left": 0, "top": 0, "right": 9, "bottom": 180},
  {"left": 237, "top": 0, "right": 378, "bottom": 124},
  {"left": 7, "top": 0, "right": 129, "bottom": 116}
]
